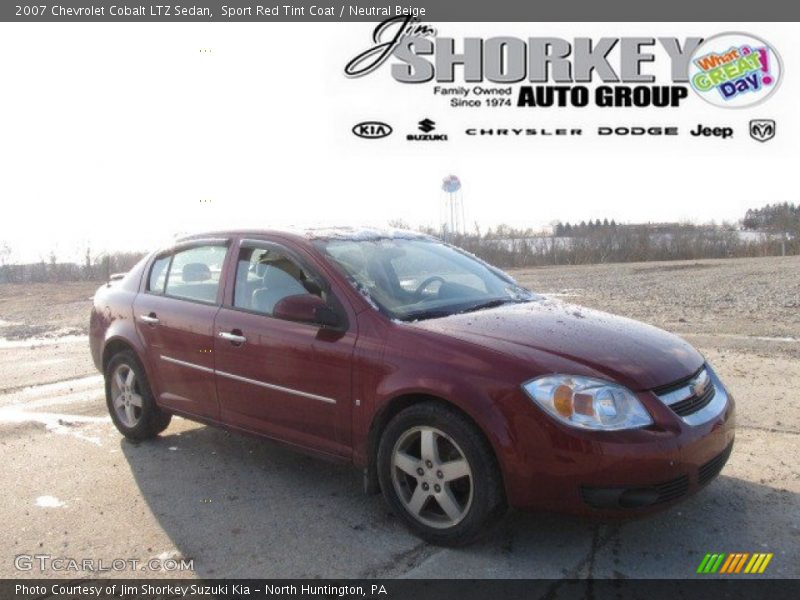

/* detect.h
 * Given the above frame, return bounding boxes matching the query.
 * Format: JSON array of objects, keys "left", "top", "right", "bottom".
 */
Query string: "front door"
[{"left": 213, "top": 240, "right": 356, "bottom": 457}]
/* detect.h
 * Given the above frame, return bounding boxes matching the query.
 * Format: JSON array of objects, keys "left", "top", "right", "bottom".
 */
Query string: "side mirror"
[{"left": 272, "top": 294, "right": 341, "bottom": 328}]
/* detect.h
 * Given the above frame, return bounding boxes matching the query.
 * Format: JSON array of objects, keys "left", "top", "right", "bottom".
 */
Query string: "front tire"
[
  {"left": 105, "top": 350, "right": 171, "bottom": 440},
  {"left": 377, "top": 402, "right": 506, "bottom": 546}
]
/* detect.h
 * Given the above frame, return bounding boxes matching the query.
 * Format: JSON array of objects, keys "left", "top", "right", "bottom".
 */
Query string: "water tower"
[{"left": 441, "top": 175, "right": 465, "bottom": 240}]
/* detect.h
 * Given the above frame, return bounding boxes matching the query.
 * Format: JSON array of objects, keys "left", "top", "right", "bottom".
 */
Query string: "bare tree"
[
  {"left": 0, "top": 242, "right": 10, "bottom": 283},
  {"left": 0, "top": 242, "right": 10, "bottom": 266}
]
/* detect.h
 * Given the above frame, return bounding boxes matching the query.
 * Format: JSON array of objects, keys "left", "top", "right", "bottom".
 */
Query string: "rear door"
[
  {"left": 133, "top": 240, "right": 231, "bottom": 421},
  {"left": 213, "top": 238, "right": 357, "bottom": 457}
]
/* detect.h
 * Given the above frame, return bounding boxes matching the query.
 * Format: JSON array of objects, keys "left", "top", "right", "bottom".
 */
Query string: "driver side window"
[{"left": 233, "top": 247, "right": 321, "bottom": 317}]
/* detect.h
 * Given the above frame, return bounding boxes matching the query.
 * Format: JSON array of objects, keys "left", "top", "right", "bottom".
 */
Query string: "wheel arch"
[
  {"left": 101, "top": 337, "right": 139, "bottom": 373},
  {"left": 100, "top": 335, "right": 160, "bottom": 401},
  {"left": 364, "top": 392, "right": 508, "bottom": 497}
]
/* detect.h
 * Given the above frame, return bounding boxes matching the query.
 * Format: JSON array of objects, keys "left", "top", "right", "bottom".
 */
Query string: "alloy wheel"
[
  {"left": 391, "top": 426, "right": 474, "bottom": 529},
  {"left": 110, "top": 363, "right": 143, "bottom": 428}
]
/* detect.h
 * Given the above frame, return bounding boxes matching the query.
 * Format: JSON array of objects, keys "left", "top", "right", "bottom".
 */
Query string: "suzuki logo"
[
  {"left": 352, "top": 121, "right": 393, "bottom": 139},
  {"left": 749, "top": 119, "right": 776, "bottom": 143},
  {"left": 418, "top": 118, "right": 436, "bottom": 133}
]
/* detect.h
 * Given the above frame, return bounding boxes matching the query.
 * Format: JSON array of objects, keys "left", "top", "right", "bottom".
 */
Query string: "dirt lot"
[
  {"left": 0, "top": 256, "right": 798, "bottom": 579},
  {"left": 0, "top": 281, "right": 97, "bottom": 341}
]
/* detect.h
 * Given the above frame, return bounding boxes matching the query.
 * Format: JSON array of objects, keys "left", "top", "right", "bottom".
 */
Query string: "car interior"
[
  {"left": 162, "top": 262, "right": 220, "bottom": 303},
  {"left": 234, "top": 249, "right": 320, "bottom": 315}
]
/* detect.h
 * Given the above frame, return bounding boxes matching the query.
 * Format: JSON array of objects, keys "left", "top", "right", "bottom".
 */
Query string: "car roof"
[{"left": 175, "top": 226, "right": 435, "bottom": 244}]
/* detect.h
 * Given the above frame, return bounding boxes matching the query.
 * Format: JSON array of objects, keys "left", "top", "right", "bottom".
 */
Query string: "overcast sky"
[{"left": 0, "top": 22, "right": 796, "bottom": 262}]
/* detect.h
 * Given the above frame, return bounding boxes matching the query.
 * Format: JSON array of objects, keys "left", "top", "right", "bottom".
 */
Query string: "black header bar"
[{"left": 2, "top": 1, "right": 799, "bottom": 22}]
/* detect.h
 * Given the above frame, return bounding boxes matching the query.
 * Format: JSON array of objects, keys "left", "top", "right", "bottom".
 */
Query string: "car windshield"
[{"left": 314, "top": 237, "right": 538, "bottom": 321}]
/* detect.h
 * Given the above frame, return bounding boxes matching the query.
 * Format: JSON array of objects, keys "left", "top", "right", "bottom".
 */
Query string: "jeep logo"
[{"left": 352, "top": 121, "right": 393, "bottom": 139}]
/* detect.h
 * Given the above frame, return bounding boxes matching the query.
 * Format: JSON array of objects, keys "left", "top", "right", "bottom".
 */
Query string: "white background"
[{"left": 0, "top": 22, "right": 796, "bottom": 262}]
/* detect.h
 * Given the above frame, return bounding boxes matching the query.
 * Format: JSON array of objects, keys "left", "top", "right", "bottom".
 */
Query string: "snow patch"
[
  {"left": 302, "top": 226, "right": 432, "bottom": 241},
  {"left": 35, "top": 495, "right": 66, "bottom": 508},
  {"left": 0, "top": 334, "right": 88, "bottom": 349},
  {"left": 19, "top": 375, "right": 103, "bottom": 397},
  {"left": 0, "top": 408, "right": 109, "bottom": 446}
]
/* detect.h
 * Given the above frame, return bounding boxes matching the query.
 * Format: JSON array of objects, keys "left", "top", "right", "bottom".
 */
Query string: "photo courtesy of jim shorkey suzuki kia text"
[{"left": 0, "top": 1, "right": 799, "bottom": 591}]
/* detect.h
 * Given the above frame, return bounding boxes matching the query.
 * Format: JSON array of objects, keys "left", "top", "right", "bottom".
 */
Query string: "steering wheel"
[{"left": 414, "top": 276, "right": 445, "bottom": 297}]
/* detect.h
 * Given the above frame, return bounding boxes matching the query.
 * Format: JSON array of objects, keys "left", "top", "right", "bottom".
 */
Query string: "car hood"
[{"left": 408, "top": 299, "right": 703, "bottom": 391}]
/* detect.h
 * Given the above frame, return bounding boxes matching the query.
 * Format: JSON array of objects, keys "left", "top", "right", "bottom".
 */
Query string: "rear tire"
[
  {"left": 377, "top": 402, "right": 506, "bottom": 546},
  {"left": 105, "top": 350, "right": 171, "bottom": 440}
]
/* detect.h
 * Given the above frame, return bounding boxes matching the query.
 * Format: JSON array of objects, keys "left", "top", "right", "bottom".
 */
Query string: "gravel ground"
[
  {"left": 0, "top": 281, "right": 97, "bottom": 341},
  {"left": 514, "top": 255, "right": 800, "bottom": 342},
  {"left": 0, "top": 256, "right": 798, "bottom": 579}
]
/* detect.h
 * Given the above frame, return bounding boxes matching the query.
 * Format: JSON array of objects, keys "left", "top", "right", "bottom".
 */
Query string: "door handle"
[
  {"left": 140, "top": 313, "right": 159, "bottom": 325},
  {"left": 219, "top": 331, "right": 247, "bottom": 344}
]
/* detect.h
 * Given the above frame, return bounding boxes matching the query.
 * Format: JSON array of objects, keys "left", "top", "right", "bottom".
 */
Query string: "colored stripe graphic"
[
  {"left": 758, "top": 554, "right": 773, "bottom": 573},
  {"left": 744, "top": 554, "right": 758, "bottom": 573},
  {"left": 720, "top": 554, "right": 736, "bottom": 574},
  {"left": 704, "top": 554, "right": 725, "bottom": 573},
  {"left": 697, "top": 552, "right": 772, "bottom": 574},
  {"left": 712, "top": 554, "right": 726, "bottom": 573},
  {"left": 734, "top": 553, "right": 750, "bottom": 573},
  {"left": 697, "top": 553, "right": 712, "bottom": 573}
]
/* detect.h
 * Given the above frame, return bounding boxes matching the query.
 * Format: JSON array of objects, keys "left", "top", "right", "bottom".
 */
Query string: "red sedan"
[{"left": 89, "top": 228, "right": 735, "bottom": 545}]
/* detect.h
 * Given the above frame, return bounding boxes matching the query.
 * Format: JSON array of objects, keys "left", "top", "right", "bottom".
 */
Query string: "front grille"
[
  {"left": 654, "top": 366, "right": 716, "bottom": 418},
  {"left": 698, "top": 443, "right": 733, "bottom": 486},
  {"left": 580, "top": 474, "right": 689, "bottom": 509},
  {"left": 653, "top": 474, "right": 690, "bottom": 503},
  {"left": 652, "top": 366, "right": 704, "bottom": 396},
  {"left": 671, "top": 384, "right": 715, "bottom": 416}
]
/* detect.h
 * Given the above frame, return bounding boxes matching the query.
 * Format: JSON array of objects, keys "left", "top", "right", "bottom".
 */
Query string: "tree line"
[
  {"left": 417, "top": 202, "right": 799, "bottom": 268},
  {"left": 1, "top": 203, "right": 797, "bottom": 283},
  {"left": 0, "top": 248, "right": 146, "bottom": 284},
  {"left": 441, "top": 223, "right": 786, "bottom": 269},
  {"left": 742, "top": 202, "right": 800, "bottom": 233}
]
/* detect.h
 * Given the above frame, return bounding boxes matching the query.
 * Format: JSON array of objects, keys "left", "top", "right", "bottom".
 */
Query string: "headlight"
[{"left": 522, "top": 375, "right": 653, "bottom": 431}]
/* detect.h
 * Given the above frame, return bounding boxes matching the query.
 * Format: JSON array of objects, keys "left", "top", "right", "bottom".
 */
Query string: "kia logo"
[{"left": 352, "top": 121, "right": 393, "bottom": 139}]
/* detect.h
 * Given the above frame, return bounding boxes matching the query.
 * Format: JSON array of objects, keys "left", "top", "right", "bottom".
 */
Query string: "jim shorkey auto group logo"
[{"left": 344, "top": 17, "right": 782, "bottom": 111}]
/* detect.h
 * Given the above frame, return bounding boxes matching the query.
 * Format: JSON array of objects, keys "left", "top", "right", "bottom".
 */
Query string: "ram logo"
[
  {"left": 749, "top": 119, "right": 776, "bottom": 143},
  {"left": 352, "top": 121, "right": 393, "bottom": 139}
]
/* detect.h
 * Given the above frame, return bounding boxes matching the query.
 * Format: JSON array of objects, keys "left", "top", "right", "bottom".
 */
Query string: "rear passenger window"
[
  {"left": 148, "top": 255, "right": 171, "bottom": 294},
  {"left": 164, "top": 245, "right": 227, "bottom": 304}
]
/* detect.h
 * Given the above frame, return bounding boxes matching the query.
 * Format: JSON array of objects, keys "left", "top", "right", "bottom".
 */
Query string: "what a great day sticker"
[{"left": 689, "top": 32, "right": 782, "bottom": 108}]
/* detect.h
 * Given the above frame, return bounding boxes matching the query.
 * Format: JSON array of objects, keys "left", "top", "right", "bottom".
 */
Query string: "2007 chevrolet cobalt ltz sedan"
[{"left": 89, "top": 228, "right": 734, "bottom": 545}]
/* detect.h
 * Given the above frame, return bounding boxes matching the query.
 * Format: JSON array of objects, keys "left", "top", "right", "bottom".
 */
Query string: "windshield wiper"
[
  {"left": 398, "top": 308, "right": 456, "bottom": 322},
  {"left": 400, "top": 298, "right": 524, "bottom": 322},
  {"left": 459, "top": 298, "right": 515, "bottom": 314}
]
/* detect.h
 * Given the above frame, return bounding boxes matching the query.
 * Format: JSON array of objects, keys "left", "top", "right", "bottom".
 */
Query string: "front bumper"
[
  {"left": 505, "top": 372, "right": 736, "bottom": 515},
  {"left": 579, "top": 440, "right": 733, "bottom": 510}
]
